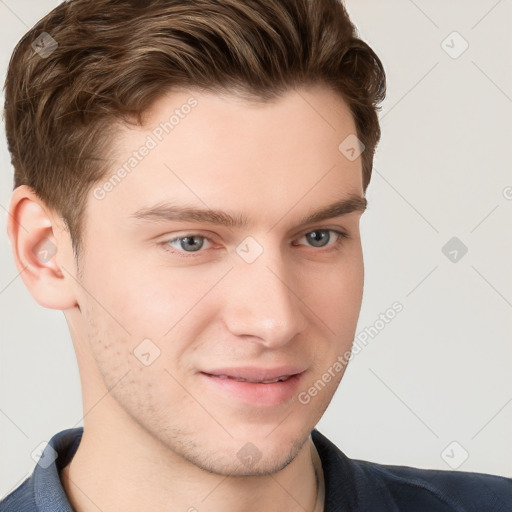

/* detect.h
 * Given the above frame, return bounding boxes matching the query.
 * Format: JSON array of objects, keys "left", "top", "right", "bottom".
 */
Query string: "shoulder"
[
  {"left": 311, "top": 429, "right": 512, "bottom": 511},
  {"left": 0, "top": 427, "right": 82, "bottom": 512},
  {"left": 0, "top": 477, "right": 37, "bottom": 512},
  {"left": 356, "top": 458, "right": 512, "bottom": 511}
]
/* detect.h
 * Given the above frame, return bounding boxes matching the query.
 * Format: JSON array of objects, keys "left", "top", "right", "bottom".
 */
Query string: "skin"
[{"left": 8, "top": 84, "right": 366, "bottom": 512}]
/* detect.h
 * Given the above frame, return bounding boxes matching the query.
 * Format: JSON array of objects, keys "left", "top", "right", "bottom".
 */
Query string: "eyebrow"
[{"left": 130, "top": 194, "right": 367, "bottom": 229}]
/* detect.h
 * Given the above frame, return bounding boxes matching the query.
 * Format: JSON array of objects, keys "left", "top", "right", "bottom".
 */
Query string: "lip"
[
  {"left": 202, "top": 365, "right": 307, "bottom": 381},
  {"left": 200, "top": 365, "right": 307, "bottom": 406}
]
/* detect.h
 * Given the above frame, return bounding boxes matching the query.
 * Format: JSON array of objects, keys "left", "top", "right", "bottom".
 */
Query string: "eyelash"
[{"left": 160, "top": 229, "right": 350, "bottom": 258}]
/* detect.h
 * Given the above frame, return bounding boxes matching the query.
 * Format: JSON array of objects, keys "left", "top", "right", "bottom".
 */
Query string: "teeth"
[{"left": 214, "top": 374, "right": 291, "bottom": 383}]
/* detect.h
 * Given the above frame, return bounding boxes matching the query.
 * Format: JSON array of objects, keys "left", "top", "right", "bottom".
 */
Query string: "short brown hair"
[{"left": 3, "top": 0, "right": 385, "bottom": 262}]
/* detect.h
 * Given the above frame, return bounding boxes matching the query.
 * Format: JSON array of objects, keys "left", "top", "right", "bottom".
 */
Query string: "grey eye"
[
  {"left": 305, "top": 230, "right": 330, "bottom": 247},
  {"left": 178, "top": 235, "right": 205, "bottom": 252}
]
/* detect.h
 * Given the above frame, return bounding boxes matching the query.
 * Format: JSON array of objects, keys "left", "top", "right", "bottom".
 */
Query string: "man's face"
[{"left": 72, "top": 85, "right": 365, "bottom": 475}]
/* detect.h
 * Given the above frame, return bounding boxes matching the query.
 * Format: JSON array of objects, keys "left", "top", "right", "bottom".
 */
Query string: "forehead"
[{"left": 87, "top": 85, "right": 363, "bottom": 230}]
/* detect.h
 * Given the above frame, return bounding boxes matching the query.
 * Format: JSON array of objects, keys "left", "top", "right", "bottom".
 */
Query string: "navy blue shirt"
[{"left": 1, "top": 427, "right": 511, "bottom": 511}]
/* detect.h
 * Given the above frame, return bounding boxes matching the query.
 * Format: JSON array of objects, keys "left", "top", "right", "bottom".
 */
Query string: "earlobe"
[{"left": 6, "top": 185, "right": 79, "bottom": 310}]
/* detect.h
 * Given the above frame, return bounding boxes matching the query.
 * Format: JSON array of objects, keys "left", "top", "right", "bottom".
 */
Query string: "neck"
[{"left": 60, "top": 397, "right": 320, "bottom": 512}]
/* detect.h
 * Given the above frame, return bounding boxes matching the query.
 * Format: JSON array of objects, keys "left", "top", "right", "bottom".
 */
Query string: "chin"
[
  {"left": 164, "top": 421, "right": 312, "bottom": 477},
  {"left": 198, "top": 435, "right": 306, "bottom": 477}
]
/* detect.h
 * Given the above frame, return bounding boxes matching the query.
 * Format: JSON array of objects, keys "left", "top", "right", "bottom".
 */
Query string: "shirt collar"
[{"left": 33, "top": 427, "right": 83, "bottom": 511}]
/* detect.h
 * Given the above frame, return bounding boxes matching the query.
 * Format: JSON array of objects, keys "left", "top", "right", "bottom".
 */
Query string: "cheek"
[
  {"left": 81, "top": 249, "right": 211, "bottom": 338},
  {"left": 79, "top": 297, "right": 135, "bottom": 390},
  {"left": 303, "top": 251, "right": 364, "bottom": 332},
  {"left": 80, "top": 295, "right": 186, "bottom": 408},
  {"left": 77, "top": 253, "right": 230, "bottom": 378}
]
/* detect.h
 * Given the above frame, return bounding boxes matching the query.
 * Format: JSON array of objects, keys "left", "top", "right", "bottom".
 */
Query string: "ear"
[{"left": 6, "top": 184, "right": 79, "bottom": 310}]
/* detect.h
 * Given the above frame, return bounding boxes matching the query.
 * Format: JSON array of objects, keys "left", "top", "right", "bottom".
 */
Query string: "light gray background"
[{"left": 1, "top": 0, "right": 511, "bottom": 498}]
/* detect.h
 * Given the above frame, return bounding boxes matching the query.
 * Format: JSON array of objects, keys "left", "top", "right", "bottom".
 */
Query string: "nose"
[{"left": 220, "top": 247, "right": 308, "bottom": 348}]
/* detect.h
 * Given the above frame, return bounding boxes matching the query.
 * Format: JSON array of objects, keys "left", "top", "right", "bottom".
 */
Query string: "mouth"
[
  {"left": 207, "top": 373, "right": 295, "bottom": 384},
  {"left": 199, "top": 366, "right": 307, "bottom": 406}
]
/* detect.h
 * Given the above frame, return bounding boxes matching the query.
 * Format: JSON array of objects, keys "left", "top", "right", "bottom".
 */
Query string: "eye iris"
[
  {"left": 306, "top": 230, "right": 330, "bottom": 247},
  {"left": 180, "top": 236, "right": 204, "bottom": 252}
]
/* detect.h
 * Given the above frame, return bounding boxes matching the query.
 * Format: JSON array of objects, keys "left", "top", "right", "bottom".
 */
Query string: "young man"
[{"left": 1, "top": 0, "right": 510, "bottom": 511}]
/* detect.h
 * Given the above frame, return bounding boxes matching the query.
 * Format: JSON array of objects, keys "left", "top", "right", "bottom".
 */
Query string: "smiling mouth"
[
  {"left": 207, "top": 374, "right": 294, "bottom": 384},
  {"left": 200, "top": 369, "right": 305, "bottom": 405}
]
